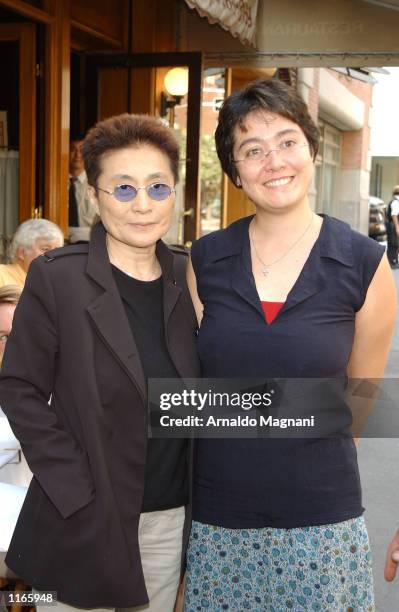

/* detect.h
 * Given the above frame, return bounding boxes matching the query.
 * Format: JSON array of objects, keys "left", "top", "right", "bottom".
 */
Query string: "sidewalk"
[{"left": 358, "top": 266, "right": 399, "bottom": 610}]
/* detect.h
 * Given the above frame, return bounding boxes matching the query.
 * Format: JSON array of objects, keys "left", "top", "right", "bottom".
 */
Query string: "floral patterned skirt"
[{"left": 184, "top": 517, "right": 374, "bottom": 611}]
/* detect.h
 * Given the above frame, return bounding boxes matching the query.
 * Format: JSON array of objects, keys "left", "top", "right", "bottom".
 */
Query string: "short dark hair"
[
  {"left": 215, "top": 78, "right": 320, "bottom": 184},
  {"left": 82, "top": 114, "right": 180, "bottom": 189}
]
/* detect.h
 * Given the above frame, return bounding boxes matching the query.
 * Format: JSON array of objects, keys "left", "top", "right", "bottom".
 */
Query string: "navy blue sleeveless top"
[{"left": 191, "top": 214, "right": 384, "bottom": 528}]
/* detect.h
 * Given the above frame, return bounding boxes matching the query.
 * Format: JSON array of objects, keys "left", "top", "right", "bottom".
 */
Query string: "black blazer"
[{"left": 0, "top": 222, "right": 200, "bottom": 607}]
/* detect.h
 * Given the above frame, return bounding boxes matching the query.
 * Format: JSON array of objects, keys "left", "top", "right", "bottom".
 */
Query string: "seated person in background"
[
  {"left": 0, "top": 219, "right": 64, "bottom": 288},
  {"left": 0, "top": 285, "right": 32, "bottom": 487},
  {"left": 0, "top": 285, "right": 21, "bottom": 367},
  {"left": 0, "top": 286, "right": 29, "bottom": 592},
  {"left": 68, "top": 136, "right": 99, "bottom": 244}
]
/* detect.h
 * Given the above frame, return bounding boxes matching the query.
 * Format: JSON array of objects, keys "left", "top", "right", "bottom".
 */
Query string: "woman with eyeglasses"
[
  {"left": 0, "top": 114, "right": 200, "bottom": 611},
  {"left": 184, "top": 79, "right": 396, "bottom": 610}
]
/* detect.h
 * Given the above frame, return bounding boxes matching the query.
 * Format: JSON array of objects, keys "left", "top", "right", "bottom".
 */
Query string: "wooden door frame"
[
  {"left": 0, "top": 23, "right": 36, "bottom": 221},
  {"left": 43, "top": 0, "right": 70, "bottom": 232},
  {"left": 85, "top": 51, "right": 203, "bottom": 243}
]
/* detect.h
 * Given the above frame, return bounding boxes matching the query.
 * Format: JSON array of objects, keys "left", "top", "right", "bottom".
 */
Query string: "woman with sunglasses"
[
  {"left": 184, "top": 79, "right": 396, "bottom": 610},
  {"left": 0, "top": 114, "right": 200, "bottom": 611}
]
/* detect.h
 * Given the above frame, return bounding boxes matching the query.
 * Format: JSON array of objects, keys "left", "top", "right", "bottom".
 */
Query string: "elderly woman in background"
[
  {"left": 0, "top": 285, "right": 21, "bottom": 367},
  {"left": 0, "top": 284, "right": 31, "bottom": 488},
  {"left": 0, "top": 113, "right": 200, "bottom": 612},
  {"left": 0, "top": 284, "right": 31, "bottom": 481},
  {"left": 185, "top": 79, "right": 396, "bottom": 611},
  {"left": 0, "top": 219, "right": 64, "bottom": 288}
]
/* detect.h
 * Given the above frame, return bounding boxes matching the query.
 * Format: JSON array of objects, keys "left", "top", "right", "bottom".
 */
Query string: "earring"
[{"left": 236, "top": 177, "right": 241, "bottom": 187}]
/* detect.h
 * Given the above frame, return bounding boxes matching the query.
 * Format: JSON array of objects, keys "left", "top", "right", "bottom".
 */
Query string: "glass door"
[
  {"left": 83, "top": 51, "right": 202, "bottom": 245},
  {"left": 0, "top": 23, "right": 36, "bottom": 261}
]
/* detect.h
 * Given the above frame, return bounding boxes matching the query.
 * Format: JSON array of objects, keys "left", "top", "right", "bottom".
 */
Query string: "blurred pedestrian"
[{"left": 386, "top": 185, "right": 399, "bottom": 267}]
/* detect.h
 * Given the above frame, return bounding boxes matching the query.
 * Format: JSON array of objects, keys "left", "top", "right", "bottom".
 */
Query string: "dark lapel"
[
  {"left": 85, "top": 223, "right": 147, "bottom": 401},
  {"left": 280, "top": 257, "right": 325, "bottom": 315},
  {"left": 279, "top": 221, "right": 326, "bottom": 316},
  {"left": 84, "top": 223, "right": 186, "bottom": 397},
  {"left": 231, "top": 238, "right": 266, "bottom": 319},
  {"left": 216, "top": 215, "right": 332, "bottom": 320},
  {"left": 205, "top": 215, "right": 265, "bottom": 319},
  {"left": 156, "top": 241, "right": 193, "bottom": 378},
  {"left": 277, "top": 214, "right": 353, "bottom": 316},
  {"left": 156, "top": 240, "right": 182, "bottom": 329}
]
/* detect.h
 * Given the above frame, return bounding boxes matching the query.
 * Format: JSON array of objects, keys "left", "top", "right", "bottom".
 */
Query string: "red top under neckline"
[{"left": 261, "top": 301, "right": 284, "bottom": 324}]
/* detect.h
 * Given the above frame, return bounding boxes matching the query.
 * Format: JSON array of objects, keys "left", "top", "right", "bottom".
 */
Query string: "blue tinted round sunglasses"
[{"left": 98, "top": 182, "right": 175, "bottom": 202}]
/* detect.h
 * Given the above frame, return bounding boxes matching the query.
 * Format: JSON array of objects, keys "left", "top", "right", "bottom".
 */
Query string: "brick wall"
[
  {"left": 307, "top": 68, "right": 320, "bottom": 124},
  {"left": 327, "top": 68, "right": 372, "bottom": 173}
]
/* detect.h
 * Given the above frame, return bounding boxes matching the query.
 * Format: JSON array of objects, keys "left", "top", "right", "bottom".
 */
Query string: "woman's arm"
[
  {"left": 385, "top": 528, "right": 399, "bottom": 581},
  {"left": 348, "top": 255, "right": 397, "bottom": 379},
  {"left": 186, "top": 257, "right": 204, "bottom": 326},
  {"left": 0, "top": 258, "right": 95, "bottom": 518},
  {"left": 346, "top": 255, "right": 397, "bottom": 441}
]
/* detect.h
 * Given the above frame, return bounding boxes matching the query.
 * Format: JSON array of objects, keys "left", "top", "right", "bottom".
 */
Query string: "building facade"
[{"left": 0, "top": 0, "right": 398, "bottom": 258}]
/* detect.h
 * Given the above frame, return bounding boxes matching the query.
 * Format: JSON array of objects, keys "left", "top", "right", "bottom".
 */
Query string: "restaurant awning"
[
  {"left": 184, "top": 0, "right": 259, "bottom": 47},
  {"left": 181, "top": 0, "right": 399, "bottom": 68}
]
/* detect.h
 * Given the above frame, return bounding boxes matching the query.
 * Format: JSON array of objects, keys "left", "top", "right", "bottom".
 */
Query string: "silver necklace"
[{"left": 250, "top": 213, "right": 314, "bottom": 276}]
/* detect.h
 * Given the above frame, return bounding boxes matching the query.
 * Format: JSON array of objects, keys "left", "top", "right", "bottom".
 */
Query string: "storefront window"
[
  {"left": 315, "top": 121, "right": 342, "bottom": 216},
  {"left": 199, "top": 68, "right": 225, "bottom": 237}
]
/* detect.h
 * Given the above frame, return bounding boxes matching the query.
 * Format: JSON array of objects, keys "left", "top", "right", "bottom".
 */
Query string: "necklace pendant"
[{"left": 261, "top": 265, "right": 270, "bottom": 276}]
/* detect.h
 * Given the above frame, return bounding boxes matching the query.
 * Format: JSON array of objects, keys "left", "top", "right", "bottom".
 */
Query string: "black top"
[
  {"left": 112, "top": 265, "right": 188, "bottom": 512},
  {"left": 190, "top": 214, "right": 384, "bottom": 529}
]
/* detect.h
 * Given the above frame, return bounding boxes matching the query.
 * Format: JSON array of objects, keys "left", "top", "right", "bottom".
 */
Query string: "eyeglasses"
[
  {"left": 97, "top": 183, "right": 176, "bottom": 203},
  {"left": 233, "top": 140, "right": 310, "bottom": 164}
]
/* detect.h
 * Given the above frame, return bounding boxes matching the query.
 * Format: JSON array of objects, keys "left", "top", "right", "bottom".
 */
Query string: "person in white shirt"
[
  {"left": 0, "top": 284, "right": 32, "bottom": 488},
  {"left": 387, "top": 186, "right": 399, "bottom": 267},
  {"left": 68, "top": 138, "right": 99, "bottom": 244}
]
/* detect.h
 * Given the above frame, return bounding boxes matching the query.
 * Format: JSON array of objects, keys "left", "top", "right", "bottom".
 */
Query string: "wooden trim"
[
  {"left": 185, "top": 52, "right": 202, "bottom": 242},
  {"left": 19, "top": 23, "right": 37, "bottom": 221},
  {"left": 0, "top": 0, "right": 52, "bottom": 24},
  {"left": 0, "top": 23, "right": 25, "bottom": 40},
  {"left": 0, "top": 23, "right": 36, "bottom": 222},
  {"left": 70, "top": 19, "right": 124, "bottom": 48},
  {"left": 44, "top": 0, "right": 70, "bottom": 234}
]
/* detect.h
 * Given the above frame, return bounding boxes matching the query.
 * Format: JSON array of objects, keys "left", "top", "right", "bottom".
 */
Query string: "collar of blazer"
[
  {"left": 44, "top": 221, "right": 177, "bottom": 288},
  {"left": 86, "top": 221, "right": 175, "bottom": 288},
  {"left": 45, "top": 221, "right": 184, "bottom": 402}
]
